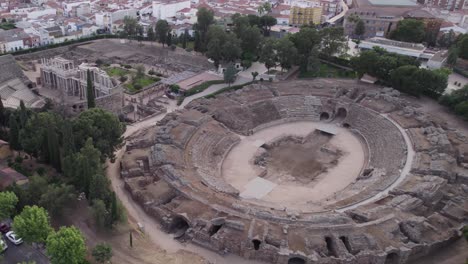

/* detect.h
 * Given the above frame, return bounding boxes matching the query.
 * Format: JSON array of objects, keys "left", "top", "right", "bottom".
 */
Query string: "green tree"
[
  {"left": 0, "top": 191, "right": 18, "bottom": 219},
  {"left": 222, "top": 34, "right": 242, "bottom": 62},
  {"left": 206, "top": 38, "right": 223, "bottom": 69},
  {"left": 447, "top": 47, "right": 458, "bottom": 67},
  {"left": 240, "top": 26, "right": 262, "bottom": 56},
  {"left": 182, "top": 29, "right": 189, "bottom": 49},
  {"left": 155, "top": 20, "right": 170, "bottom": 47},
  {"left": 46, "top": 226, "right": 86, "bottom": 264},
  {"left": 307, "top": 48, "right": 320, "bottom": 74},
  {"left": 259, "top": 38, "right": 277, "bottom": 73},
  {"left": 123, "top": 16, "right": 138, "bottom": 39},
  {"left": 193, "top": 30, "right": 202, "bottom": 51},
  {"left": 231, "top": 13, "right": 250, "bottom": 37},
  {"left": 39, "top": 184, "right": 76, "bottom": 216},
  {"left": 86, "top": 69, "right": 95, "bottom": 108},
  {"left": 257, "top": 2, "right": 271, "bottom": 15},
  {"left": 12, "top": 205, "right": 52, "bottom": 244},
  {"left": 22, "top": 175, "right": 48, "bottom": 207},
  {"left": 458, "top": 35, "right": 468, "bottom": 60},
  {"left": 8, "top": 114, "right": 21, "bottom": 150},
  {"left": 92, "top": 243, "right": 113, "bottom": 263},
  {"left": 290, "top": 27, "right": 320, "bottom": 72},
  {"left": 206, "top": 25, "right": 227, "bottom": 45},
  {"left": 91, "top": 199, "right": 107, "bottom": 228},
  {"left": 147, "top": 26, "right": 155, "bottom": 44},
  {"left": 89, "top": 173, "right": 110, "bottom": 203},
  {"left": 260, "top": 15, "right": 277, "bottom": 36},
  {"left": 320, "top": 27, "right": 347, "bottom": 57},
  {"left": 166, "top": 31, "right": 172, "bottom": 47},
  {"left": 390, "top": 19, "right": 425, "bottom": 43},
  {"left": 46, "top": 124, "right": 61, "bottom": 170},
  {"left": 391, "top": 65, "right": 420, "bottom": 96},
  {"left": 354, "top": 19, "right": 365, "bottom": 39},
  {"left": 276, "top": 38, "right": 297, "bottom": 71},
  {"left": 72, "top": 108, "right": 124, "bottom": 160},
  {"left": 61, "top": 120, "right": 75, "bottom": 157},
  {"left": 455, "top": 101, "right": 468, "bottom": 119},
  {"left": 251, "top": 71, "right": 259, "bottom": 81},
  {"left": 196, "top": 7, "right": 215, "bottom": 50},
  {"left": 19, "top": 112, "right": 61, "bottom": 160},
  {"left": 62, "top": 138, "right": 101, "bottom": 196},
  {"left": 19, "top": 100, "right": 29, "bottom": 128},
  {"left": 223, "top": 64, "right": 237, "bottom": 87},
  {"left": 438, "top": 30, "right": 456, "bottom": 48}
]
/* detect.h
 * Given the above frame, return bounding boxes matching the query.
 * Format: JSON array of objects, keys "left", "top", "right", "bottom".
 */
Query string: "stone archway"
[
  {"left": 288, "top": 257, "right": 306, "bottom": 264},
  {"left": 320, "top": 112, "right": 330, "bottom": 121}
]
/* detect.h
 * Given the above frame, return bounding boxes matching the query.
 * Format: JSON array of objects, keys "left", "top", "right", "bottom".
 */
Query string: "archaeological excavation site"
[{"left": 120, "top": 79, "right": 468, "bottom": 264}]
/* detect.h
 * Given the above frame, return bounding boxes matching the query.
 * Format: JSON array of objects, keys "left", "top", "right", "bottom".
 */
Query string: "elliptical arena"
[{"left": 121, "top": 79, "right": 468, "bottom": 264}]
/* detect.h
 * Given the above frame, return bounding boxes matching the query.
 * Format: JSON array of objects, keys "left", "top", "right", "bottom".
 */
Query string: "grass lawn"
[
  {"left": 106, "top": 67, "right": 130, "bottom": 77},
  {"left": 299, "top": 63, "right": 356, "bottom": 79},
  {"left": 125, "top": 76, "right": 160, "bottom": 93}
]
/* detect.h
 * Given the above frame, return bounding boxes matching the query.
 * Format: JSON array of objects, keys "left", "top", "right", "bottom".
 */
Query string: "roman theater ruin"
[{"left": 121, "top": 79, "right": 468, "bottom": 264}]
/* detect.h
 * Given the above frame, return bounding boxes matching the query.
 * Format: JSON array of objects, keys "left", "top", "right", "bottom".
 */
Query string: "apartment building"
[{"left": 289, "top": 1, "right": 323, "bottom": 25}]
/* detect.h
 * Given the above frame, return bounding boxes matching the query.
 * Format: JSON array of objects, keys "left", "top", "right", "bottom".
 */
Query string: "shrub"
[
  {"left": 148, "top": 69, "right": 156, "bottom": 75},
  {"left": 123, "top": 64, "right": 132, "bottom": 69},
  {"left": 170, "top": 44, "right": 176, "bottom": 51},
  {"left": 242, "top": 60, "right": 252, "bottom": 69},
  {"left": 36, "top": 167, "right": 46, "bottom": 176},
  {"left": 95, "top": 59, "right": 103, "bottom": 66},
  {"left": 119, "top": 76, "right": 128, "bottom": 83},
  {"left": 133, "top": 84, "right": 142, "bottom": 90},
  {"left": 185, "top": 48, "right": 193, "bottom": 52},
  {"left": 170, "top": 84, "right": 180, "bottom": 93}
]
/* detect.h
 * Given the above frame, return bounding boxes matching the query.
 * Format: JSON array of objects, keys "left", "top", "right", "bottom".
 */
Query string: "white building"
[
  {"left": 63, "top": 1, "right": 91, "bottom": 16},
  {"left": 152, "top": 0, "right": 191, "bottom": 20}
]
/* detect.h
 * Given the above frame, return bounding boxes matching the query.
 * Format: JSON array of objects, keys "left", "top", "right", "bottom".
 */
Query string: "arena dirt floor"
[{"left": 222, "top": 122, "right": 365, "bottom": 211}]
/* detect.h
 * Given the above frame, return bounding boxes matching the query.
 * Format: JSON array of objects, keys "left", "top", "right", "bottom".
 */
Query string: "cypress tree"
[
  {"left": 61, "top": 120, "right": 75, "bottom": 157},
  {"left": 0, "top": 96, "right": 5, "bottom": 127},
  {"left": 166, "top": 31, "right": 172, "bottom": 47},
  {"left": 47, "top": 124, "right": 61, "bottom": 170},
  {"left": 110, "top": 192, "right": 118, "bottom": 223},
  {"left": 8, "top": 115, "right": 20, "bottom": 150},
  {"left": 86, "top": 69, "right": 96, "bottom": 109},
  {"left": 19, "top": 100, "right": 28, "bottom": 128}
]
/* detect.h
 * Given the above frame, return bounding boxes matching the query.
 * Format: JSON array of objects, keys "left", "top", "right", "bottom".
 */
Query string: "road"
[{"left": 2, "top": 238, "right": 49, "bottom": 264}]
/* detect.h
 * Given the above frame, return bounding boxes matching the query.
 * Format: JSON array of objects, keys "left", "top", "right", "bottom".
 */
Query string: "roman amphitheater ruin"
[{"left": 121, "top": 79, "right": 468, "bottom": 264}]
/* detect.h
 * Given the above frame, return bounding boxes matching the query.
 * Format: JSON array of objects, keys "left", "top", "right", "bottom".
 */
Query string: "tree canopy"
[
  {"left": 92, "top": 243, "right": 113, "bottom": 263},
  {"left": 390, "top": 19, "right": 425, "bottom": 43},
  {"left": 13, "top": 205, "right": 53, "bottom": 244},
  {"left": 72, "top": 108, "right": 124, "bottom": 160},
  {"left": 0, "top": 191, "right": 18, "bottom": 219},
  {"left": 46, "top": 226, "right": 86, "bottom": 264},
  {"left": 155, "top": 20, "right": 170, "bottom": 47}
]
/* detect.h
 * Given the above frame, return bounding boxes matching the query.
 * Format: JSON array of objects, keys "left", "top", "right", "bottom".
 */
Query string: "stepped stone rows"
[{"left": 121, "top": 79, "right": 468, "bottom": 264}]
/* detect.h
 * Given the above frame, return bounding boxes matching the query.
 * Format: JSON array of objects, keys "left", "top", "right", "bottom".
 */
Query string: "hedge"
[
  {"left": 453, "top": 67, "right": 468, "bottom": 78},
  {"left": 184, "top": 80, "right": 225, "bottom": 96}
]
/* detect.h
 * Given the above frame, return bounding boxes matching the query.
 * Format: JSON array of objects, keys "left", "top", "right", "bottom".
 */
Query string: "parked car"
[
  {"left": 0, "top": 223, "right": 10, "bottom": 234},
  {"left": 0, "top": 238, "right": 7, "bottom": 252},
  {"left": 5, "top": 231, "right": 22, "bottom": 245}
]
